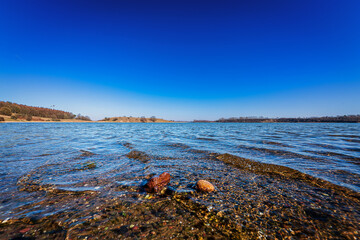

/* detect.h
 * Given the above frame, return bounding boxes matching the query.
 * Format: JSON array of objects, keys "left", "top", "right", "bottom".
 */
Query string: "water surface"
[{"left": 0, "top": 123, "right": 359, "bottom": 239}]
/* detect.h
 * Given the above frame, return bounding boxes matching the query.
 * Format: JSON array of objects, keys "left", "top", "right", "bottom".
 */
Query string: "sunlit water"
[{"left": 0, "top": 122, "right": 359, "bottom": 220}]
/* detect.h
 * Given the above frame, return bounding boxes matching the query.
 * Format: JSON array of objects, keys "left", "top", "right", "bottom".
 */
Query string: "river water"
[{"left": 0, "top": 123, "right": 359, "bottom": 239}]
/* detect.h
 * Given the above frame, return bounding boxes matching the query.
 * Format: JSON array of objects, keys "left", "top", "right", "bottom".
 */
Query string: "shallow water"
[{"left": 0, "top": 123, "right": 359, "bottom": 239}]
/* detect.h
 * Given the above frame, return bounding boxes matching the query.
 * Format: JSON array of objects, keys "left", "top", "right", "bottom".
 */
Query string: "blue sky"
[{"left": 0, "top": 0, "right": 359, "bottom": 120}]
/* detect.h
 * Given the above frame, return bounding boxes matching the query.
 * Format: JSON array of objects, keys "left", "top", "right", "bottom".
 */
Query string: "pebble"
[
  {"left": 19, "top": 227, "right": 31, "bottom": 234},
  {"left": 144, "top": 172, "right": 171, "bottom": 193},
  {"left": 196, "top": 180, "right": 215, "bottom": 192}
]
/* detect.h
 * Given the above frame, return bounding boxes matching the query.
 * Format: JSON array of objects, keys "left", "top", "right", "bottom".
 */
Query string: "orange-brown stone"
[{"left": 196, "top": 180, "right": 215, "bottom": 192}]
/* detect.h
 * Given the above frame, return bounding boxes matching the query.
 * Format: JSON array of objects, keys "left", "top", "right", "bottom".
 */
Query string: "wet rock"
[
  {"left": 75, "top": 150, "right": 96, "bottom": 159},
  {"left": 196, "top": 180, "right": 215, "bottom": 192},
  {"left": 126, "top": 150, "right": 151, "bottom": 163},
  {"left": 80, "top": 150, "right": 95, "bottom": 157},
  {"left": 83, "top": 161, "right": 96, "bottom": 169},
  {"left": 144, "top": 172, "right": 171, "bottom": 193}
]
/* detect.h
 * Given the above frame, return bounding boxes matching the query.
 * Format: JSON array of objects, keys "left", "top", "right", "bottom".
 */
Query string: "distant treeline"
[
  {"left": 0, "top": 101, "right": 91, "bottom": 121},
  {"left": 101, "top": 116, "right": 173, "bottom": 123},
  {"left": 210, "top": 115, "right": 360, "bottom": 123}
]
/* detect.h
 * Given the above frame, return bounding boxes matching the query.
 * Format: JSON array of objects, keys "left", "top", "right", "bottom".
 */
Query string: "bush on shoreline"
[{"left": 0, "top": 107, "right": 12, "bottom": 116}]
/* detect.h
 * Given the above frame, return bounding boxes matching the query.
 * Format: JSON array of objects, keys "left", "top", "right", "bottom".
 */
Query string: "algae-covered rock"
[
  {"left": 126, "top": 150, "right": 151, "bottom": 163},
  {"left": 83, "top": 161, "right": 96, "bottom": 169}
]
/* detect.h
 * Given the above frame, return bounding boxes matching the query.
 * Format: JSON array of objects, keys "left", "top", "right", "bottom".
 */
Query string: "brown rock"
[
  {"left": 196, "top": 180, "right": 215, "bottom": 192},
  {"left": 144, "top": 172, "right": 171, "bottom": 193}
]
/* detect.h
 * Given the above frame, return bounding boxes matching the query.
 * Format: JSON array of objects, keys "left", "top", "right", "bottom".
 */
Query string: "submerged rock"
[
  {"left": 126, "top": 150, "right": 151, "bottom": 163},
  {"left": 83, "top": 161, "right": 96, "bottom": 169},
  {"left": 80, "top": 150, "right": 95, "bottom": 157},
  {"left": 196, "top": 180, "right": 215, "bottom": 192},
  {"left": 144, "top": 172, "right": 171, "bottom": 193}
]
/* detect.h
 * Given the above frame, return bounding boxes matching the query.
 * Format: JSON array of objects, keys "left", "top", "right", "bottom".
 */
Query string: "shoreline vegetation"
[
  {"left": 0, "top": 101, "right": 91, "bottom": 122},
  {"left": 1, "top": 100, "right": 359, "bottom": 123}
]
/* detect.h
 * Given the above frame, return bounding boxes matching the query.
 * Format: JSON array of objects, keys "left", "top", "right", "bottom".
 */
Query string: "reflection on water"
[{"left": 0, "top": 123, "right": 359, "bottom": 239}]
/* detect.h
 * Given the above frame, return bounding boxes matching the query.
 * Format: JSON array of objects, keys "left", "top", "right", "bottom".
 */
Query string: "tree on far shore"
[
  {"left": 0, "top": 107, "right": 12, "bottom": 116},
  {"left": 75, "top": 114, "right": 91, "bottom": 121}
]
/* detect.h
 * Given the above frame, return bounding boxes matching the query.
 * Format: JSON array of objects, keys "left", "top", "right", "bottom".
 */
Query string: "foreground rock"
[
  {"left": 196, "top": 180, "right": 215, "bottom": 192},
  {"left": 144, "top": 172, "right": 171, "bottom": 193}
]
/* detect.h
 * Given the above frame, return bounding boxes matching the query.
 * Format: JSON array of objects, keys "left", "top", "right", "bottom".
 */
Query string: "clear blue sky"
[{"left": 0, "top": 0, "right": 359, "bottom": 120}]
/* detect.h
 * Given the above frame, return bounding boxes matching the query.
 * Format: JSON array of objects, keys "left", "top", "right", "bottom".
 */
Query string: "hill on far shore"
[
  {"left": 0, "top": 101, "right": 90, "bottom": 122},
  {"left": 99, "top": 116, "right": 173, "bottom": 123}
]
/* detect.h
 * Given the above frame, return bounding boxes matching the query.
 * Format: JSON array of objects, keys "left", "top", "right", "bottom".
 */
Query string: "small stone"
[
  {"left": 144, "top": 172, "right": 171, "bottom": 193},
  {"left": 19, "top": 227, "right": 31, "bottom": 234},
  {"left": 144, "top": 194, "right": 152, "bottom": 199},
  {"left": 196, "top": 180, "right": 215, "bottom": 192}
]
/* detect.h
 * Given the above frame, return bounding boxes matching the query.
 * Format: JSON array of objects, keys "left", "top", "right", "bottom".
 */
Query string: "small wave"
[
  {"left": 196, "top": 137, "right": 219, "bottom": 142},
  {"left": 305, "top": 150, "right": 360, "bottom": 165},
  {"left": 260, "top": 140, "right": 293, "bottom": 148},
  {"left": 36, "top": 153, "right": 56, "bottom": 157},
  {"left": 307, "top": 143, "right": 340, "bottom": 150},
  {"left": 237, "top": 145, "right": 324, "bottom": 162},
  {"left": 343, "top": 139, "right": 360, "bottom": 144},
  {"left": 328, "top": 134, "right": 360, "bottom": 139}
]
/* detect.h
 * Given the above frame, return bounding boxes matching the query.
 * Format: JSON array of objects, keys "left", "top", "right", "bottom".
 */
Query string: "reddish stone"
[
  {"left": 144, "top": 172, "right": 171, "bottom": 193},
  {"left": 19, "top": 227, "right": 31, "bottom": 234},
  {"left": 133, "top": 226, "right": 139, "bottom": 231}
]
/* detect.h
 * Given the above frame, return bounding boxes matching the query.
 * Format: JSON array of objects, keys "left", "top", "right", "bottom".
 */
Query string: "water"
[{"left": 0, "top": 123, "right": 359, "bottom": 239}]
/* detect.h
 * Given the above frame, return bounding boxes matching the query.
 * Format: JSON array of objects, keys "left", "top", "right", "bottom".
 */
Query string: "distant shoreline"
[
  {"left": 193, "top": 121, "right": 360, "bottom": 123},
  {"left": 1, "top": 121, "right": 358, "bottom": 124},
  {"left": 1, "top": 101, "right": 359, "bottom": 124},
  {"left": 194, "top": 115, "right": 360, "bottom": 123}
]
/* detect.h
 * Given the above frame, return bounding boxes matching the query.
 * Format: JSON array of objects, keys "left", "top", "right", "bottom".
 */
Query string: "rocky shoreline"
[{"left": 1, "top": 150, "right": 359, "bottom": 239}]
